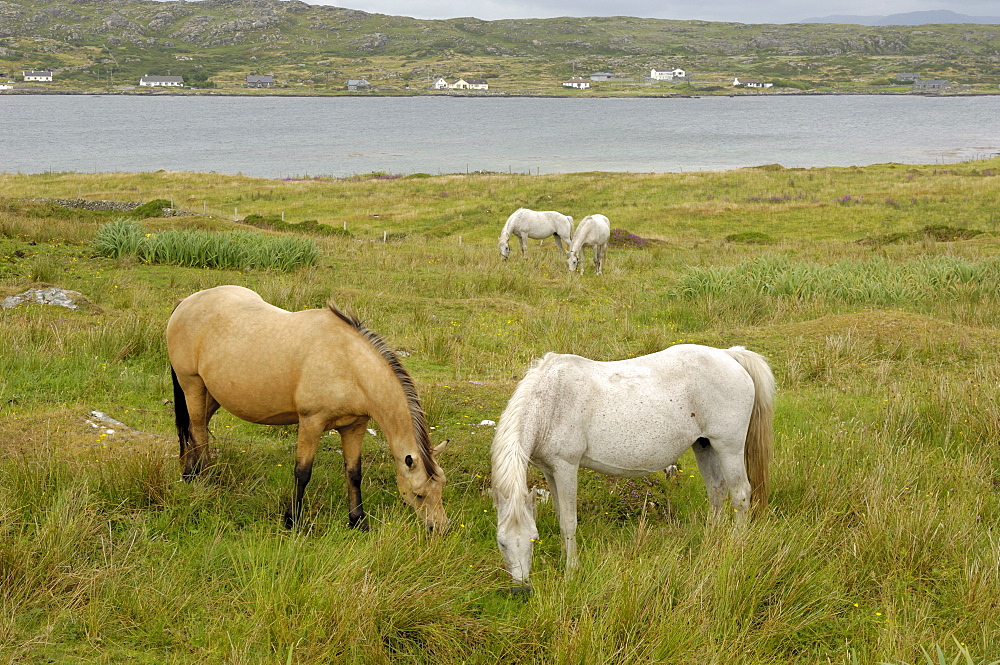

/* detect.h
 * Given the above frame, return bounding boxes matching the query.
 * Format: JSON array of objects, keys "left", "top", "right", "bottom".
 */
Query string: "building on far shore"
[
  {"left": 651, "top": 68, "right": 686, "bottom": 81},
  {"left": 347, "top": 78, "right": 371, "bottom": 91},
  {"left": 23, "top": 70, "right": 53, "bottom": 82},
  {"left": 733, "top": 77, "right": 772, "bottom": 88},
  {"left": 246, "top": 75, "right": 275, "bottom": 88},
  {"left": 140, "top": 75, "right": 184, "bottom": 87},
  {"left": 563, "top": 77, "right": 591, "bottom": 89}
]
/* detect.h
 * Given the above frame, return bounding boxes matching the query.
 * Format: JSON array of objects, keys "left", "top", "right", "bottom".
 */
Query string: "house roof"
[
  {"left": 23, "top": 70, "right": 52, "bottom": 76},
  {"left": 141, "top": 75, "right": 184, "bottom": 83},
  {"left": 246, "top": 75, "right": 274, "bottom": 82},
  {"left": 347, "top": 79, "right": 370, "bottom": 85},
  {"left": 564, "top": 77, "right": 590, "bottom": 83},
  {"left": 465, "top": 78, "right": 488, "bottom": 85}
]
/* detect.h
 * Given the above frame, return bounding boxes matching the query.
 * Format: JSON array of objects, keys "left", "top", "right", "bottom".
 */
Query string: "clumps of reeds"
[
  {"left": 241, "top": 214, "right": 350, "bottom": 237},
  {"left": 672, "top": 254, "right": 1000, "bottom": 306},
  {"left": 93, "top": 219, "right": 318, "bottom": 271}
]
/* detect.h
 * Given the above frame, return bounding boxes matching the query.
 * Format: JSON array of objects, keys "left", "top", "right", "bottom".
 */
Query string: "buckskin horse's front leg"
[
  {"left": 284, "top": 416, "right": 325, "bottom": 528},
  {"left": 338, "top": 422, "right": 370, "bottom": 530}
]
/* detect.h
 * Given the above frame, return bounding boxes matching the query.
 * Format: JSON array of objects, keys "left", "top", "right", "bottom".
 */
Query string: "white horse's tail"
[
  {"left": 724, "top": 346, "right": 776, "bottom": 514},
  {"left": 491, "top": 355, "right": 549, "bottom": 532}
]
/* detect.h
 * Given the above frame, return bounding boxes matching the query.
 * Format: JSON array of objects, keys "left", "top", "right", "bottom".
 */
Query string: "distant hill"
[
  {"left": 1, "top": 0, "right": 998, "bottom": 94},
  {"left": 800, "top": 10, "right": 1000, "bottom": 26}
]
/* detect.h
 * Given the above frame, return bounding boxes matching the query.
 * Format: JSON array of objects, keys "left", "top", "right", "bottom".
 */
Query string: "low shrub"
[
  {"left": 131, "top": 199, "right": 173, "bottom": 218},
  {"left": 726, "top": 231, "right": 777, "bottom": 245},
  {"left": 241, "top": 214, "right": 351, "bottom": 237},
  {"left": 608, "top": 228, "right": 656, "bottom": 248},
  {"left": 857, "top": 224, "right": 985, "bottom": 246}
]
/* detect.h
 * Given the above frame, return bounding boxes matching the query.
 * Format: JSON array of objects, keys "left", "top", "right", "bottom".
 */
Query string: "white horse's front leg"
[
  {"left": 518, "top": 233, "right": 529, "bottom": 256},
  {"left": 550, "top": 463, "right": 580, "bottom": 570}
]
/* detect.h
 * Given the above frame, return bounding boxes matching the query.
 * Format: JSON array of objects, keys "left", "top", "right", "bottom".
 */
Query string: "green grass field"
[{"left": 1, "top": 160, "right": 999, "bottom": 663}]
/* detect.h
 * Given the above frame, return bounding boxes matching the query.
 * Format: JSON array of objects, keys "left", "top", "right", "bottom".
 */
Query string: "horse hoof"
[
  {"left": 510, "top": 583, "right": 533, "bottom": 600},
  {"left": 283, "top": 510, "right": 296, "bottom": 529},
  {"left": 349, "top": 517, "right": 370, "bottom": 531}
]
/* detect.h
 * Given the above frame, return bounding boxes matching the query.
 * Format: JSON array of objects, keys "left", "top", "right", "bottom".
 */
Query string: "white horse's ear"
[{"left": 432, "top": 440, "right": 449, "bottom": 455}]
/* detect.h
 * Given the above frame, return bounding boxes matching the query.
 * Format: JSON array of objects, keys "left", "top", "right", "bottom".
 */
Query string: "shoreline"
[{"left": 2, "top": 89, "right": 998, "bottom": 99}]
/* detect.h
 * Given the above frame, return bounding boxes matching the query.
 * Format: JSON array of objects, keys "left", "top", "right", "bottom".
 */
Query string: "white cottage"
[
  {"left": 140, "top": 75, "right": 184, "bottom": 87},
  {"left": 23, "top": 70, "right": 53, "bottom": 82},
  {"left": 432, "top": 77, "right": 449, "bottom": 90},
  {"left": 733, "top": 77, "right": 772, "bottom": 88},
  {"left": 651, "top": 68, "right": 685, "bottom": 81},
  {"left": 563, "top": 77, "right": 590, "bottom": 89}
]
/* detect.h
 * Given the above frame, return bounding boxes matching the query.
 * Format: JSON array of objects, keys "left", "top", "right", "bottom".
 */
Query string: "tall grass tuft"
[{"left": 93, "top": 220, "right": 318, "bottom": 271}]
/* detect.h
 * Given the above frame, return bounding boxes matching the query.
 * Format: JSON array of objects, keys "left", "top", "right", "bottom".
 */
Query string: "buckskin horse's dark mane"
[{"left": 327, "top": 301, "right": 436, "bottom": 477}]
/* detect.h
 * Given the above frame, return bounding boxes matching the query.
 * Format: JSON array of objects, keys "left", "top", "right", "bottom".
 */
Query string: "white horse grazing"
[
  {"left": 491, "top": 344, "right": 775, "bottom": 593},
  {"left": 498, "top": 208, "right": 574, "bottom": 260},
  {"left": 566, "top": 214, "right": 611, "bottom": 275}
]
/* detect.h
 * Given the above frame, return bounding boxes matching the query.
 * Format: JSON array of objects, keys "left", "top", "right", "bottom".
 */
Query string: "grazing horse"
[
  {"left": 498, "top": 208, "right": 574, "bottom": 260},
  {"left": 166, "top": 285, "right": 448, "bottom": 532},
  {"left": 566, "top": 214, "right": 611, "bottom": 275},
  {"left": 492, "top": 344, "right": 775, "bottom": 592}
]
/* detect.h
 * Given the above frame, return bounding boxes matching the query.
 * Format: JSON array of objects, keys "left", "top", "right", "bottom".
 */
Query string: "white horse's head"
[
  {"left": 494, "top": 489, "right": 538, "bottom": 592},
  {"left": 498, "top": 236, "right": 511, "bottom": 260},
  {"left": 566, "top": 251, "right": 579, "bottom": 272}
]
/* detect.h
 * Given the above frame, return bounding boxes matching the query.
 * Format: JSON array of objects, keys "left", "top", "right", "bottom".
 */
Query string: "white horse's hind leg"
[
  {"left": 692, "top": 440, "right": 728, "bottom": 519},
  {"left": 554, "top": 234, "right": 569, "bottom": 256},
  {"left": 717, "top": 448, "right": 752, "bottom": 523}
]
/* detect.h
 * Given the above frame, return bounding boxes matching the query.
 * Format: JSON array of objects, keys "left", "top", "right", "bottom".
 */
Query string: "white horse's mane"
[{"left": 491, "top": 353, "right": 553, "bottom": 531}]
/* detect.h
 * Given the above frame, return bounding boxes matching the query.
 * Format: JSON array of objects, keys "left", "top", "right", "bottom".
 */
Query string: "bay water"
[{"left": 1, "top": 94, "right": 998, "bottom": 178}]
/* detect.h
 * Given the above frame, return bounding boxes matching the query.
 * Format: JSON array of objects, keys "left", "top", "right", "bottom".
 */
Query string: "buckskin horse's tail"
[
  {"left": 171, "top": 366, "right": 194, "bottom": 459},
  {"left": 724, "top": 346, "right": 776, "bottom": 514}
]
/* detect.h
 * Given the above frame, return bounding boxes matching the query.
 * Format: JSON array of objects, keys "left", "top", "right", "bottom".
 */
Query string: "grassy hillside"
[
  {"left": 1, "top": 0, "right": 999, "bottom": 94},
  {"left": 1, "top": 160, "right": 1000, "bottom": 663}
]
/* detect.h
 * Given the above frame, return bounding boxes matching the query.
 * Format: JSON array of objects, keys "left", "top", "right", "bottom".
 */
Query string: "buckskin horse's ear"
[{"left": 432, "top": 440, "right": 449, "bottom": 456}]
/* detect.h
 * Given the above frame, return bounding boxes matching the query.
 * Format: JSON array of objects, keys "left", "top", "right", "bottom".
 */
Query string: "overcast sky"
[{"left": 318, "top": 0, "right": 998, "bottom": 24}]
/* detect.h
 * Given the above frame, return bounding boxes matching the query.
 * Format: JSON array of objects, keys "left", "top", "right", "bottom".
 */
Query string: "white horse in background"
[
  {"left": 498, "top": 208, "right": 574, "bottom": 260},
  {"left": 491, "top": 344, "right": 775, "bottom": 594},
  {"left": 566, "top": 214, "right": 611, "bottom": 275}
]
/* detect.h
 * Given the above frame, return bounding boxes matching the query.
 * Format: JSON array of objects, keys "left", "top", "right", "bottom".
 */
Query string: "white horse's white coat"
[
  {"left": 566, "top": 214, "right": 611, "bottom": 275},
  {"left": 498, "top": 208, "right": 574, "bottom": 260},
  {"left": 491, "top": 344, "right": 775, "bottom": 588}
]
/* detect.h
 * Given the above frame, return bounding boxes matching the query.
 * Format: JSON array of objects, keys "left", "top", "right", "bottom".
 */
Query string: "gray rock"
[{"left": 1, "top": 287, "right": 92, "bottom": 311}]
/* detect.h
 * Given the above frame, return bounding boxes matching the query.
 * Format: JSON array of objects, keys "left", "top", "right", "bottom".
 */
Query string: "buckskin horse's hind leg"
[{"left": 178, "top": 375, "right": 218, "bottom": 480}]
